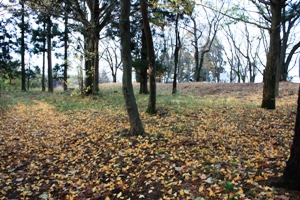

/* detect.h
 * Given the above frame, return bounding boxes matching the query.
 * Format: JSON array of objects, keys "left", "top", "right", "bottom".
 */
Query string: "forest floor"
[{"left": 0, "top": 82, "right": 300, "bottom": 199}]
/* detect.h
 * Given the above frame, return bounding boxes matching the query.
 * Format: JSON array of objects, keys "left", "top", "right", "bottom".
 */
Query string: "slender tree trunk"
[
  {"left": 42, "top": 23, "right": 46, "bottom": 92},
  {"left": 27, "top": 67, "right": 30, "bottom": 91},
  {"left": 230, "top": 65, "right": 233, "bottom": 83},
  {"left": 194, "top": 47, "right": 199, "bottom": 82},
  {"left": 282, "top": 84, "right": 300, "bottom": 190},
  {"left": 79, "top": 56, "right": 84, "bottom": 97},
  {"left": 120, "top": 0, "right": 144, "bottom": 136},
  {"left": 261, "top": 1, "right": 283, "bottom": 109},
  {"left": 94, "top": 41, "right": 99, "bottom": 93},
  {"left": 21, "top": 0, "right": 26, "bottom": 91},
  {"left": 191, "top": 17, "right": 200, "bottom": 82},
  {"left": 47, "top": 15, "right": 53, "bottom": 93},
  {"left": 84, "top": 35, "right": 92, "bottom": 94},
  {"left": 140, "top": 28, "right": 149, "bottom": 94},
  {"left": 249, "top": 62, "right": 253, "bottom": 83},
  {"left": 172, "top": 14, "right": 180, "bottom": 95},
  {"left": 63, "top": 8, "right": 68, "bottom": 92},
  {"left": 140, "top": 0, "right": 156, "bottom": 113},
  {"left": 94, "top": 0, "right": 100, "bottom": 94}
]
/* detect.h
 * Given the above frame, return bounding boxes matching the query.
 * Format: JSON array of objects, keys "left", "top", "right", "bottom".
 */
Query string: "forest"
[{"left": 1, "top": 0, "right": 300, "bottom": 199}]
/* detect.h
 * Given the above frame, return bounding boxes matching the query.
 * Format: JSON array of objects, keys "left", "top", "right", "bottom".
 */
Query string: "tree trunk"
[
  {"left": 93, "top": 39, "right": 100, "bottom": 94},
  {"left": 140, "top": 28, "right": 149, "bottom": 94},
  {"left": 84, "top": 35, "right": 92, "bottom": 94},
  {"left": 85, "top": 28, "right": 99, "bottom": 95},
  {"left": 94, "top": 41, "right": 99, "bottom": 93},
  {"left": 27, "top": 68, "right": 30, "bottom": 91},
  {"left": 140, "top": 0, "right": 156, "bottom": 114},
  {"left": 47, "top": 15, "right": 53, "bottom": 93},
  {"left": 172, "top": 14, "right": 180, "bottom": 95},
  {"left": 199, "top": 51, "right": 205, "bottom": 81},
  {"left": 84, "top": 0, "right": 100, "bottom": 95},
  {"left": 63, "top": 7, "right": 68, "bottom": 92},
  {"left": 279, "top": 7, "right": 287, "bottom": 83},
  {"left": 230, "top": 65, "right": 233, "bottom": 83},
  {"left": 282, "top": 84, "right": 300, "bottom": 190},
  {"left": 79, "top": 56, "right": 84, "bottom": 97},
  {"left": 120, "top": 0, "right": 145, "bottom": 136},
  {"left": 191, "top": 17, "right": 200, "bottom": 82},
  {"left": 84, "top": 32, "right": 99, "bottom": 95},
  {"left": 42, "top": 22, "right": 46, "bottom": 92},
  {"left": 21, "top": 0, "right": 26, "bottom": 91},
  {"left": 261, "top": 0, "right": 283, "bottom": 109}
]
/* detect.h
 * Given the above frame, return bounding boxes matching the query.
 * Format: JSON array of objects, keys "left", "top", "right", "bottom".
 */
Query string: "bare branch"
[{"left": 196, "top": 3, "right": 270, "bottom": 30}]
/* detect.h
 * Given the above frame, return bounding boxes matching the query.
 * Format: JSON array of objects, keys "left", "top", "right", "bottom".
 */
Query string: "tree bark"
[
  {"left": 42, "top": 22, "right": 46, "bottom": 92},
  {"left": 198, "top": 51, "right": 206, "bottom": 81},
  {"left": 63, "top": 6, "right": 68, "bottom": 92},
  {"left": 140, "top": 28, "right": 149, "bottom": 94},
  {"left": 191, "top": 17, "right": 200, "bottom": 82},
  {"left": 84, "top": 31, "right": 99, "bottom": 95},
  {"left": 120, "top": 0, "right": 145, "bottom": 136},
  {"left": 21, "top": 0, "right": 26, "bottom": 91},
  {"left": 140, "top": 0, "right": 156, "bottom": 114},
  {"left": 261, "top": 0, "right": 284, "bottom": 109},
  {"left": 172, "top": 14, "right": 180, "bottom": 95},
  {"left": 47, "top": 15, "right": 53, "bottom": 93},
  {"left": 282, "top": 84, "right": 300, "bottom": 190}
]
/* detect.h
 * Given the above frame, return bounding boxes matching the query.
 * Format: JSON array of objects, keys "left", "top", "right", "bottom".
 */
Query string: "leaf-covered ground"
[{"left": 1, "top": 82, "right": 300, "bottom": 199}]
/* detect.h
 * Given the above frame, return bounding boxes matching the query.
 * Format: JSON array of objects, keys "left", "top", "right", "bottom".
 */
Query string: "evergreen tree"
[
  {"left": 0, "top": 20, "right": 20, "bottom": 82},
  {"left": 31, "top": 14, "right": 47, "bottom": 91}
]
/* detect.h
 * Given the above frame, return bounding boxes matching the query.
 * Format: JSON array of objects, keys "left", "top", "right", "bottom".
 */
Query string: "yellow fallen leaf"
[
  {"left": 234, "top": 174, "right": 241, "bottom": 181},
  {"left": 246, "top": 178, "right": 254, "bottom": 184},
  {"left": 254, "top": 175, "right": 264, "bottom": 181},
  {"left": 209, "top": 189, "right": 215, "bottom": 196},
  {"left": 179, "top": 189, "right": 184, "bottom": 196},
  {"left": 199, "top": 185, "right": 204, "bottom": 193},
  {"left": 146, "top": 174, "right": 152, "bottom": 178},
  {"left": 237, "top": 187, "right": 244, "bottom": 195},
  {"left": 210, "top": 158, "right": 217, "bottom": 164},
  {"left": 105, "top": 197, "right": 110, "bottom": 200},
  {"left": 168, "top": 188, "right": 172, "bottom": 194},
  {"left": 267, "top": 192, "right": 273, "bottom": 198}
]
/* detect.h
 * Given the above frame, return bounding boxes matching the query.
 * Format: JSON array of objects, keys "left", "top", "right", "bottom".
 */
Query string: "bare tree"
[
  {"left": 279, "top": 3, "right": 300, "bottom": 81},
  {"left": 100, "top": 40, "right": 122, "bottom": 83},
  {"left": 160, "top": 27, "right": 174, "bottom": 83},
  {"left": 223, "top": 25, "right": 248, "bottom": 83},
  {"left": 192, "top": 3, "right": 224, "bottom": 82}
]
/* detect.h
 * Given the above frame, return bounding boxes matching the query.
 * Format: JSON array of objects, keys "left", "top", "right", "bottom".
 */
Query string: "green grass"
[{"left": 0, "top": 84, "right": 261, "bottom": 114}]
